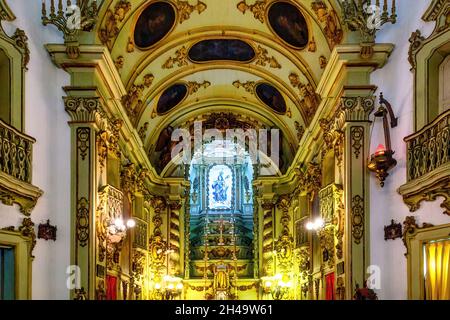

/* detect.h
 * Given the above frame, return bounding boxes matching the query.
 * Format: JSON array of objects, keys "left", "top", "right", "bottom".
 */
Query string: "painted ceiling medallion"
[
  {"left": 157, "top": 83, "right": 188, "bottom": 114},
  {"left": 188, "top": 39, "right": 255, "bottom": 62},
  {"left": 134, "top": 1, "right": 176, "bottom": 49},
  {"left": 255, "top": 83, "right": 287, "bottom": 114},
  {"left": 267, "top": 2, "right": 309, "bottom": 49}
]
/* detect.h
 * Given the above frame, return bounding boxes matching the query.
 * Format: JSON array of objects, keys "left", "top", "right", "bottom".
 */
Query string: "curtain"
[
  {"left": 106, "top": 275, "right": 117, "bottom": 300},
  {"left": 325, "top": 272, "right": 335, "bottom": 300},
  {"left": 425, "top": 240, "right": 450, "bottom": 300}
]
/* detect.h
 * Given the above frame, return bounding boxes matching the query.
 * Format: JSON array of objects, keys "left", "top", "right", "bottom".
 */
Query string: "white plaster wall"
[
  {"left": 370, "top": 0, "right": 450, "bottom": 300},
  {"left": 0, "top": 0, "right": 71, "bottom": 299}
]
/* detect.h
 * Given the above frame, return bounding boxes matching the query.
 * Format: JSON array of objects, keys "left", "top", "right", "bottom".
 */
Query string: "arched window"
[{"left": 439, "top": 54, "right": 450, "bottom": 114}]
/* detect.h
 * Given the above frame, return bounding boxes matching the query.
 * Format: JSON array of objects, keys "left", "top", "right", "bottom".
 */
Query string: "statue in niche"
[
  {"left": 213, "top": 263, "right": 230, "bottom": 292},
  {"left": 212, "top": 171, "right": 229, "bottom": 203}
]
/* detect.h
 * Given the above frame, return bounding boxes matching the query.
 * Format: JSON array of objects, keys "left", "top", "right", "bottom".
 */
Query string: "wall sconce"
[
  {"left": 153, "top": 275, "right": 183, "bottom": 300},
  {"left": 368, "top": 93, "right": 398, "bottom": 187},
  {"left": 261, "top": 273, "right": 292, "bottom": 300},
  {"left": 338, "top": 0, "right": 397, "bottom": 58}
]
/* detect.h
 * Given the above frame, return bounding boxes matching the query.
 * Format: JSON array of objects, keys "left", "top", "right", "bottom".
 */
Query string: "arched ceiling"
[{"left": 95, "top": 0, "right": 346, "bottom": 176}]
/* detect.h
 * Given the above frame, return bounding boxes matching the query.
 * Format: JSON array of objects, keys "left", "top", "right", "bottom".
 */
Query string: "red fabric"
[
  {"left": 106, "top": 275, "right": 117, "bottom": 300},
  {"left": 325, "top": 273, "right": 335, "bottom": 300}
]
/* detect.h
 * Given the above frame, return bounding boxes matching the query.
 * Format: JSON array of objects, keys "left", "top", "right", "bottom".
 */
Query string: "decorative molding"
[
  {"left": 294, "top": 121, "right": 305, "bottom": 142},
  {"left": 236, "top": 0, "right": 267, "bottom": 23},
  {"left": 77, "top": 128, "right": 90, "bottom": 161},
  {"left": 408, "top": 30, "right": 425, "bottom": 71},
  {"left": 350, "top": 126, "right": 364, "bottom": 159},
  {"left": 254, "top": 45, "right": 281, "bottom": 69},
  {"left": 318, "top": 227, "right": 335, "bottom": 268},
  {"left": 121, "top": 74, "right": 154, "bottom": 121},
  {"left": 0, "top": 0, "right": 16, "bottom": 21},
  {"left": 77, "top": 197, "right": 89, "bottom": 247},
  {"left": 162, "top": 46, "right": 188, "bottom": 69},
  {"left": 289, "top": 73, "right": 320, "bottom": 121},
  {"left": 351, "top": 195, "right": 364, "bottom": 245},
  {"left": 64, "top": 97, "right": 101, "bottom": 123},
  {"left": 138, "top": 122, "right": 149, "bottom": 141},
  {"left": 175, "top": 0, "right": 207, "bottom": 24},
  {"left": 402, "top": 216, "right": 434, "bottom": 256},
  {"left": 0, "top": 172, "right": 43, "bottom": 216},
  {"left": 114, "top": 55, "right": 125, "bottom": 71},
  {"left": 232, "top": 80, "right": 256, "bottom": 94},
  {"left": 19, "top": 218, "right": 36, "bottom": 258},
  {"left": 311, "top": 1, "right": 343, "bottom": 48},
  {"left": 294, "top": 162, "right": 322, "bottom": 194},
  {"left": 187, "top": 80, "right": 211, "bottom": 95},
  {"left": 11, "top": 29, "right": 30, "bottom": 69},
  {"left": 319, "top": 55, "right": 327, "bottom": 69},
  {"left": 339, "top": 96, "right": 375, "bottom": 122},
  {"left": 99, "top": 1, "right": 132, "bottom": 49}
]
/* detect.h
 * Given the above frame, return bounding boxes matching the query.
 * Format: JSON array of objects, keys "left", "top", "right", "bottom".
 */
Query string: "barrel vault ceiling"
[{"left": 94, "top": 0, "right": 346, "bottom": 177}]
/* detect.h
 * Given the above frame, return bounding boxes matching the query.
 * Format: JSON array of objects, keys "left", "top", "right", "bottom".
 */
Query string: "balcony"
[
  {"left": 398, "top": 110, "right": 450, "bottom": 215},
  {"left": 0, "top": 119, "right": 42, "bottom": 215}
]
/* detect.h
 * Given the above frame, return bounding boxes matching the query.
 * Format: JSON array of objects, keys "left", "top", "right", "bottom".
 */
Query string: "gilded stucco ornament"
[
  {"left": 187, "top": 80, "right": 211, "bottom": 95},
  {"left": 175, "top": 0, "right": 207, "bottom": 24},
  {"left": 1, "top": 1, "right": 30, "bottom": 69},
  {"left": 236, "top": 0, "right": 267, "bottom": 23},
  {"left": 3, "top": 218, "right": 37, "bottom": 258},
  {"left": 289, "top": 73, "right": 320, "bottom": 122},
  {"left": 99, "top": 0, "right": 132, "bottom": 49},
  {"left": 407, "top": 30, "right": 425, "bottom": 71},
  {"left": 254, "top": 45, "right": 281, "bottom": 69},
  {"left": 311, "top": 1, "right": 343, "bottom": 48},
  {"left": 232, "top": 80, "right": 256, "bottom": 93},
  {"left": 402, "top": 216, "right": 434, "bottom": 257}
]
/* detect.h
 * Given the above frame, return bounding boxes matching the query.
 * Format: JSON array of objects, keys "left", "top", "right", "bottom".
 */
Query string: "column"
[
  {"left": 64, "top": 96, "right": 102, "bottom": 299},
  {"left": 340, "top": 95, "right": 375, "bottom": 299}
]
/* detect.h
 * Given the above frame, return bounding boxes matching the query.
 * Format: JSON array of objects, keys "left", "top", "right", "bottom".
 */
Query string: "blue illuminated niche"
[{"left": 208, "top": 165, "right": 233, "bottom": 210}]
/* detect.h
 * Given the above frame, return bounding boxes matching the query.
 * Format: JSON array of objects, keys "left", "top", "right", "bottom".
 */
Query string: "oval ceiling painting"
[
  {"left": 157, "top": 83, "right": 188, "bottom": 114},
  {"left": 255, "top": 83, "right": 287, "bottom": 114},
  {"left": 267, "top": 2, "right": 309, "bottom": 49},
  {"left": 188, "top": 39, "right": 255, "bottom": 62},
  {"left": 134, "top": 2, "right": 176, "bottom": 49}
]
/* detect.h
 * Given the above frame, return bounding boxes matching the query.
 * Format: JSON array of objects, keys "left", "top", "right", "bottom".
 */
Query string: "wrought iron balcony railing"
[
  {"left": 0, "top": 119, "right": 34, "bottom": 184},
  {"left": 405, "top": 110, "right": 450, "bottom": 182}
]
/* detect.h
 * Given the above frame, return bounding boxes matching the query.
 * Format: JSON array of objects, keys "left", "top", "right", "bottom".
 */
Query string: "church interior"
[{"left": 0, "top": 0, "right": 449, "bottom": 300}]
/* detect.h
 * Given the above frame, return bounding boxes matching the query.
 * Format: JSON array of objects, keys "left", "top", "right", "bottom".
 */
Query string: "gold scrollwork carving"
[
  {"left": 236, "top": 0, "right": 267, "bottom": 23},
  {"left": 99, "top": 1, "right": 132, "bottom": 49},
  {"left": 351, "top": 195, "right": 364, "bottom": 245},
  {"left": 175, "top": 0, "right": 207, "bottom": 24},
  {"left": 402, "top": 216, "right": 434, "bottom": 256},
  {"left": 311, "top": 1, "right": 343, "bottom": 48},
  {"left": 162, "top": 46, "right": 188, "bottom": 69},
  {"left": 254, "top": 45, "right": 281, "bottom": 69},
  {"left": 187, "top": 80, "right": 211, "bottom": 95},
  {"left": 289, "top": 73, "right": 320, "bottom": 122}
]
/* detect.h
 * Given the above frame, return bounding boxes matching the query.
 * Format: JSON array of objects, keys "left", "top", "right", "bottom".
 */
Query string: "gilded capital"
[
  {"left": 64, "top": 97, "right": 101, "bottom": 123},
  {"left": 339, "top": 96, "right": 375, "bottom": 122}
]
